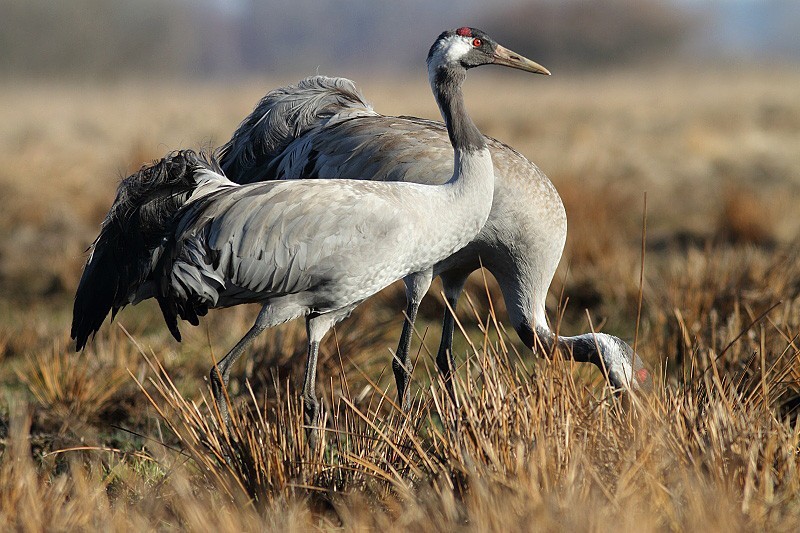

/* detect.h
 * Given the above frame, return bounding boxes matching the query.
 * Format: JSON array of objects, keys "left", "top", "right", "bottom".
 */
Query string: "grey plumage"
[
  {"left": 72, "top": 28, "right": 554, "bottom": 438},
  {"left": 218, "top": 73, "right": 654, "bottom": 400},
  {"left": 221, "top": 76, "right": 370, "bottom": 186}
]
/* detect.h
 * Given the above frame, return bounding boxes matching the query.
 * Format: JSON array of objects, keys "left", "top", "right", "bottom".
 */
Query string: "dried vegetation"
[{"left": 1, "top": 67, "right": 800, "bottom": 530}]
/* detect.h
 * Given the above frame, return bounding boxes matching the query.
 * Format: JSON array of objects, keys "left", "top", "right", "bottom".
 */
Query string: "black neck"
[
  {"left": 431, "top": 66, "right": 486, "bottom": 152},
  {"left": 517, "top": 323, "right": 602, "bottom": 366}
]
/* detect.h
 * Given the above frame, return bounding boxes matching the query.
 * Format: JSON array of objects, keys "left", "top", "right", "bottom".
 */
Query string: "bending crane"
[{"left": 218, "top": 80, "right": 653, "bottom": 408}]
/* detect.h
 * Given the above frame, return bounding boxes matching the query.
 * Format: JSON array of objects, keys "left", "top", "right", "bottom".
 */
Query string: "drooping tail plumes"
[
  {"left": 71, "top": 150, "right": 218, "bottom": 350},
  {"left": 217, "top": 76, "right": 373, "bottom": 184}
]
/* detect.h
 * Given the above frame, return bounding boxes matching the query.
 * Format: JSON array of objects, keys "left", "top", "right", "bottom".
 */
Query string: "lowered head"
[
  {"left": 587, "top": 333, "right": 654, "bottom": 393},
  {"left": 517, "top": 322, "right": 654, "bottom": 394},
  {"left": 427, "top": 27, "right": 550, "bottom": 75}
]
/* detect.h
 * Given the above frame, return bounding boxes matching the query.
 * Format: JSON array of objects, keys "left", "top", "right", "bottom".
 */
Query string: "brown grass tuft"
[{"left": 15, "top": 343, "right": 131, "bottom": 429}]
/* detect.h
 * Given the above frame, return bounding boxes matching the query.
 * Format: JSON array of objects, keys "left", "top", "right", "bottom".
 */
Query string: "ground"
[{"left": 1, "top": 66, "right": 799, "bottom": 530}]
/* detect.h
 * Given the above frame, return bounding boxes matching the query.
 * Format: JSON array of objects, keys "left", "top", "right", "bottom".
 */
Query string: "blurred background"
[{"left": 1, "top": 0, "right": 799, "bottom": 78}]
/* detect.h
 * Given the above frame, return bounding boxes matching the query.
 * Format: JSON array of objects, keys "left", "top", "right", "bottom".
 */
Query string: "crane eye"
[{"left": 472, "top": 38, "right": 482, "bottom": 47}]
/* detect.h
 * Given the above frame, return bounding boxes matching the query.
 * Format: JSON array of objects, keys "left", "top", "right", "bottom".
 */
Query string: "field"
[{"left": 1, "top": 66, "right": 800, "bottom": 530}]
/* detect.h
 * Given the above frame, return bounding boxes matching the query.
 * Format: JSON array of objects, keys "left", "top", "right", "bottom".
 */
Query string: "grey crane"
[
  {"left": 217, "top": 81, "right": 653, "bottom": 408},
  {"left": 71, "top": 28, "right": 550, "bottom": 438}
]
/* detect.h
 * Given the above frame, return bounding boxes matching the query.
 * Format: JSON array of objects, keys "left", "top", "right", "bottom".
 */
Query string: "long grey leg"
[
  {"left": 392, "top": 268, "right": 433, "bottom": 411},
  {"left": 210, "top": 304, "right": 273, "bottom": 427},
  {"left": 302, "top": 326, "right": 322, "bottom": 447},
  {"left": 435, "top": 271, "right": 468, "bottom": 405},
  {"left": 303, "top": 306, "right": 355, "bottom": 448}
]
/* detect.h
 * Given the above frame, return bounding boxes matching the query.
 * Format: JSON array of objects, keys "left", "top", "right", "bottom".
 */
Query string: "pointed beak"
[{"left": 492, "top": 44, "right": 550, "bottom": 75}]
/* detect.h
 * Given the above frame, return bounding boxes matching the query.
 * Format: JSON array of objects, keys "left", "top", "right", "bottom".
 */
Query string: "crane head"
[
  {"left": 518, "top": 322, "right": 654, "bottom": 394},
  {"left": 593, "top": 333, "right": 654, "bottom": 394},
  {"left": 427, "top": 27, "right": 550, "bottom": 76}
]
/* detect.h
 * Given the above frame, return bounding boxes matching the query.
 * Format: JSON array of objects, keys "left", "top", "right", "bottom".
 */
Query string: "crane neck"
[
  {"left": 429, "top": 65, "right": 486, "bottom": 153},
  {"left": 515, "top": 322, "right": 646, "bottom": 391},
  {"left": 517, "top": 324, "right": 602, "bottom": 366}
]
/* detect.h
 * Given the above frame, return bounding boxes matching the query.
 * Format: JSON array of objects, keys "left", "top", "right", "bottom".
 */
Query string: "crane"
[
  {"left": 71, "top": 28, "right": 551, "bottom": 441},
  {"left": 217, "top": 78, "right": 654, "bottom": 408}
]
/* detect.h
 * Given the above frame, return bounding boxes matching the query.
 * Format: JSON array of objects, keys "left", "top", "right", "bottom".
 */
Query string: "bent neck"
[
  {"left": 520, "top": 324, "right": 602, "bottom": 366},
  {"left": 517, "top": 323, "right": 638, "bottom": 389},
  {"left": 429, "top": 65, "right": 486, "bottom": 153}
]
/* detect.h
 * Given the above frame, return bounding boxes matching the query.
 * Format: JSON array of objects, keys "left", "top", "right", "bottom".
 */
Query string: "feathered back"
[
  {"left": 71, "top": 150, "right": 217, "bottom": 350},
  {"left": 217, "top": 76, "right": 372, "bottom": 184}
]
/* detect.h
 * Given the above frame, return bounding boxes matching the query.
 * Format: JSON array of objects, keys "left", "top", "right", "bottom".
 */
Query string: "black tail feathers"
[{"left": 71, "top": 150, "right": 217, "bottom": 350}]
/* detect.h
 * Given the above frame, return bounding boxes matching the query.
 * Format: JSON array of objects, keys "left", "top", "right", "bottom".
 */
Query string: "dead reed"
[{"left": 3, "top": 280, "right": 800, "bottom": 530}]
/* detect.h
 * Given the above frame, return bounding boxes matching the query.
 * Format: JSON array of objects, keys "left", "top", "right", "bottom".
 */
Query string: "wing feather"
[{"left": 167, "top": 180, "right": 402, "bottom": 305}]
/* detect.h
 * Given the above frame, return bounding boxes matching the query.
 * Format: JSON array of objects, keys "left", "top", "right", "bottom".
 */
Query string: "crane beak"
[{"left": 492, "top": 44, "right": 551, "bottom": 75}]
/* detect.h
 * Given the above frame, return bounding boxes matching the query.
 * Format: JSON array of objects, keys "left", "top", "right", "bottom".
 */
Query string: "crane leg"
[
  {"left": 303, "top": 306, "right": 355, "bottom": 448},
  {"left": 435, "top": 271, "right": 468, "bottom": 406},
  {"left": 210, "top": 304, "right": 275, "bottom": 427},
  {"left": 393, "top": 269, "right": 433, "bottom": 412},
  {"left": 302, "top": 334, "right": 322, "bottom": 449}
]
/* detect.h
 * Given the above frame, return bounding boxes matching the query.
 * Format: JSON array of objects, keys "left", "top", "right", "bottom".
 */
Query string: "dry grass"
[
  {"left": 1, "top": 66, "right": 800, "bottom": 530},
  {"left": 3, "top": 302, "right": 800, "bottom": 531}
]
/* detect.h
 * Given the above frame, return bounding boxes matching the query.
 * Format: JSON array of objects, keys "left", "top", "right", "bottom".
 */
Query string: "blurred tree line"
[
  {"left": 483, "top": 0, "right": 698, "bottom": 67},
  {"left": 0, "top": 0, "right": 795, "bottom": 80},
  {"left": 1, "top": 0, "right": 195, "bottom": 78}
]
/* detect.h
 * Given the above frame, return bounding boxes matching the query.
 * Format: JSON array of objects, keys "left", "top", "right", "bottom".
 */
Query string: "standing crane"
[
  {"left": 71, "top": 28, "right": 551, "bottom": 440},
  {"left": 217, "top": 81, "right": 654, "bottom": 408}
]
